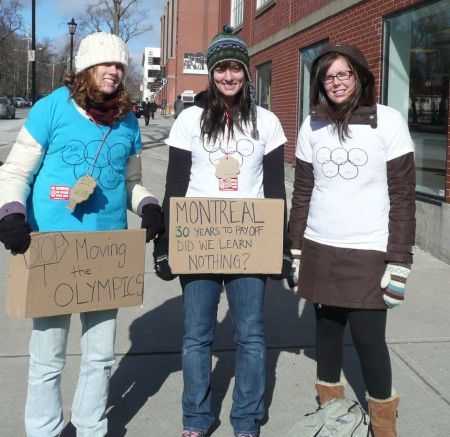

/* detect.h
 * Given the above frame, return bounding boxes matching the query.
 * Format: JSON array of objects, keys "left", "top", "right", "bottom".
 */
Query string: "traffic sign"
[{"left": 161, "top": 78, "right": 168, "bottom": 86}]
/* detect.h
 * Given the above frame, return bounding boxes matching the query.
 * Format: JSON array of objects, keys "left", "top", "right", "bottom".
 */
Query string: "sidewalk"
[{"left": 0, "top": 113, "right": 449, "bottom": 436}]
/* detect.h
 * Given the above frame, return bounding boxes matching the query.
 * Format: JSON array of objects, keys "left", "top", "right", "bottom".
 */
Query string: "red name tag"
[
  {"left": 50, "top": 185, "right": 70, "bottom": 200},
  {"left": 219, "top": 178, "right": 238, "bottom": 191}
]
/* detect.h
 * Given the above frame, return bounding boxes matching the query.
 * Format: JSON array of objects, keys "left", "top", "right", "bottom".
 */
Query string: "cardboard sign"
[
  {"left": 5, "top": 229, "right": 146, "bottom": 318},
  {"left": 169, "top": 197, "right": 284, "bottom": 274}
]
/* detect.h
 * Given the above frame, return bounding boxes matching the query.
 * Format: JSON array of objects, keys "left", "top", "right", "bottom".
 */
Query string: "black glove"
[
  {"left": 271, "top": 236, "right": 292, "bottom": 280},
  {"left": 0, "top": 213, "right": 32, "bottom": 254},
  {"left": 271, "top": 253, "right": 294, "bottom": 281},
  {"left": 153, "top": 235, "right": 177, "bottom": 281},
  {"left": 141, "top": 204, "right": 164, "bottom": 242}
]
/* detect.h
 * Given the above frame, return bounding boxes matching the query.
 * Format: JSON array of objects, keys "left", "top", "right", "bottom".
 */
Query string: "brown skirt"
[{"left": 298, "top": 238, "right": 388, "bottom": 309}]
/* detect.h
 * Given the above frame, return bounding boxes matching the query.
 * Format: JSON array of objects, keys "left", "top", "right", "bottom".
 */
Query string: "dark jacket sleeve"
[
  {"left": 263, "top": 145, "right": 285, "bottom": 200},
  {"left": 158, "top": 147, "right": 191, "bottom": 250},
  {"left": 288, "top": 158, "right": 314, "bottom": 250},
  {"left": 386, "top": 151, "right": 415, "bottom": 264},
  {"left": 263, "top": 145, "right": 291, "bottom": 253}
]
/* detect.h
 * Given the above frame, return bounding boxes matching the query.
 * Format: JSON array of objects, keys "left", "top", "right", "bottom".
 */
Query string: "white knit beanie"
[{"left": 75, "top": 32, "right": 128, "bottom": 73}]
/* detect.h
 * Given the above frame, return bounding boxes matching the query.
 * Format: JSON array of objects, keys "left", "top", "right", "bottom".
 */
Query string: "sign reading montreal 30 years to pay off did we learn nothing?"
[
  {"left": 5, "top": 229, "right": 146, "bottom": 318},
  {"left": 168, "top": 197, "right": 284, "bottom": 274}
]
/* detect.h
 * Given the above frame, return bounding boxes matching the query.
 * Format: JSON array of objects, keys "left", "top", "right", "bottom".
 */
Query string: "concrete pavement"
[{"left": 0, "top": 112, "right": 449, "bottom": 436}]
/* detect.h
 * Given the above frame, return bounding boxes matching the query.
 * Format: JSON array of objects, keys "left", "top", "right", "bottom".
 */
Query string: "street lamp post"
[{"left": 68, "top": 18, "right": 78, "bottom": 73}]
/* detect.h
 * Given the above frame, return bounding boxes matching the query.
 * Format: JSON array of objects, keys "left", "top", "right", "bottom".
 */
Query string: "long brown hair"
[
  {"left": 200, "top": 61, "right": 252, "bottom": 144},
  {"left": 65, "top": 66, "right": 131, "bottom": 120},
  {"left": 310, "top": 52, "right": 375, "bottom": 142}
]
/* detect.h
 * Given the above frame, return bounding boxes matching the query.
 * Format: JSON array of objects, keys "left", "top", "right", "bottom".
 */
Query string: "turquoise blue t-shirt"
[{"left": 25, "top": 86, "right": 141, "bottom": 231}]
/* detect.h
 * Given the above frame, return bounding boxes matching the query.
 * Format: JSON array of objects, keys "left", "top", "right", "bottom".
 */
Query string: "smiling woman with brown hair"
[
  {"left": 0, "top": 32, "right": 163, "bottom": 437},
  {"left": 153, "top": 25, "right": 292, "bottom": 437},
  {"left": 65, "top": 61, "right": 132, "bottom": 122},
  {"left": 289, "top": 44, "right": 415, "bottom": 436}
]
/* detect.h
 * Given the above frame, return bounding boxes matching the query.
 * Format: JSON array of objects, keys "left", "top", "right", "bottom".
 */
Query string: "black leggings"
[{"left": 314, "top": 304, "right": 392, "bottom": 399}]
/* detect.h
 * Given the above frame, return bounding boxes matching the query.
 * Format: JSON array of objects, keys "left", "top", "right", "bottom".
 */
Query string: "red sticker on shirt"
[
  {"left": 50, "top": 185, "right": 70, "bottom": 200},
  {"left": 219, "top": 178, "right": 238, "bottom": 191}
]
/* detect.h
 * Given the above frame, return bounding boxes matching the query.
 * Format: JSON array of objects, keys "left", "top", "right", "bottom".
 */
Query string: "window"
[
  {"left": 231, "top": 0, "right": 243, "bottom": 28},
  {"left": 147, "top": 70, "right": 159, "bottom": 78},
  {"left": 256, "top": 0, "right": 274, "bottom": 10},
  {"left": 183, "top": 52, "right": 207, "bottom": 74},
  {"left": 257, "top": 0, "right": 270, "bottom": 7},
  {"left": 298, "top": 41, "right": 327, "bottom": 128},
  {"left": 148, "top": 57, "right": 160, "bottom": 65},
  {"left": 383, "top": 1, "right": 449, "bottom": 199},
  {"left": 256, "top": 62, "right": 272, "bottom": 110}
]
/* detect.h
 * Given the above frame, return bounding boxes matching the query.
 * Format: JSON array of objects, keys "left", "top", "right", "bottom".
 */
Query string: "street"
[
  {"left": 0, "top": 108, "right": 30, "bottom": 162},
  {"left": 0, "top": 111, "right": 450, "bottom": 436}
]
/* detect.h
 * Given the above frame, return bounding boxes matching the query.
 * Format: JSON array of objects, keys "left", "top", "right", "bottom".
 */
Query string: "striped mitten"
[
  {"left": 380, "top": 263, "right": 411, "bottom": 308},
  {"left": 290, "top": 249, "right": 301, "bottom": 293}
]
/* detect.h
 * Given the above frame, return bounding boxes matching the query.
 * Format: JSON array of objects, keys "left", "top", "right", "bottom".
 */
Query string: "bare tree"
[
  {"left": 79, "top": 0, "right": 152, "bottom": 42},
  {"left": 125, "top": 58, "right": 144, "bottom": 99},
  {"left": 0, "top": 0, "right": 22, "bottom": 43},
  {"left": 34, "top": 39, "right": 72, "bottom": 96},
  {"left": 0, "top": 0, "right": 24, "bottom": 94}
]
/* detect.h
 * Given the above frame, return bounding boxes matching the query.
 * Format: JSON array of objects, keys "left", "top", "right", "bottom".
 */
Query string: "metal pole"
[
  {"left": 67, "top": 18, "right": 77, "bottom": 74},
  {"left": 31, "top": 0, "right": 36, "bottom": 104},
  {"left": 26, "top": 38, "right": 29, "bottom": 97},
  {"left": 70, "top": 35, "right": 74, "bottom": 72},
  {"left": 51, "top": 59, "right": 55, "bottom": 91}
]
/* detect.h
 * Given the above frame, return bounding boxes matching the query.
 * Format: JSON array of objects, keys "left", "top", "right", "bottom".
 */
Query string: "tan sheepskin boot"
[
  {"left": 368, "top": 392, "right": 399, "bottom": 437},
  {"left": 315, "top": 379, "right": 345, "bottom": 406}
]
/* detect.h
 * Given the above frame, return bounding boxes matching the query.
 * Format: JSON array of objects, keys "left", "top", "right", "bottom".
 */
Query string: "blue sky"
[{"left": 22, "top": 0, "right": 166, "bottom": 63}]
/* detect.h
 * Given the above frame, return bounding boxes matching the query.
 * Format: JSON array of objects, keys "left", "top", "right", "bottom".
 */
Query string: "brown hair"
[
  {"left": 64, "top": 66, "right": 131, "bottom": 120},
  {"left": 200, "top": 61, "right": 252, "bottom": 144},
  {"left": 310, "top": 52, "right": 375, "bottom": 142}
]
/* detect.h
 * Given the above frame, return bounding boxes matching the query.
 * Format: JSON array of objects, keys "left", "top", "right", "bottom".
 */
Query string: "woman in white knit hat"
[{"left": 0, "top": 32, "right": 163, "bottom": 436}]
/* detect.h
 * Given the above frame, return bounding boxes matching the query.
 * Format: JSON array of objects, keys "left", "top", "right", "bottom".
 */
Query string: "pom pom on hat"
[
  {"left": 222, "top": 24, "right": 234, "bottom": 33},
  {"left": 75, "top": 31, "right": 129, "bottom": 73},
  {"left": 207, "top": 24, "right": 250, "bottom": 78}
]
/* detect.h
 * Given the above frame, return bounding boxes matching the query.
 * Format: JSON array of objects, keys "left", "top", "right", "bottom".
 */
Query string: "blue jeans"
[
  {"left": 180, "top": 274, "right": 266, "bottom": 436},
  {"left": 25, "top": 309, "right": 117, "bottom": 437}
]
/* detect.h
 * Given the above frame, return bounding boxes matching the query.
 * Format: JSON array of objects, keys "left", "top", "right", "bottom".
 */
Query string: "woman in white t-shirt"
[
  {"left": 288, "top": 44, "right": 415, "bottom": 436},
  {"left": 154, "top": 26, "right": 290, "bottom": 437}
]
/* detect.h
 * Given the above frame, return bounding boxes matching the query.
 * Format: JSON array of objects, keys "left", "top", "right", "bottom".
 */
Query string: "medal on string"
[
  {"left": 67, "top": 116, "right": 112, "bottom": 212},
  {"left": 215, "top": 109, "right": 240, "bottom": 190}
]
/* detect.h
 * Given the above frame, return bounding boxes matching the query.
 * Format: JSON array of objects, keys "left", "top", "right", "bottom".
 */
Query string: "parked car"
[
  {"left": 12, "top": 97, "right": 27, "bottom": 108},
  {"left": 36, "top": 93, "right": 50, "bottom": 102},
  {"left": 0, "top": 96, "right": 15, "bottom": 119},
  {"left": 132, "top": 101, "right": 143, "bottom": 118}
]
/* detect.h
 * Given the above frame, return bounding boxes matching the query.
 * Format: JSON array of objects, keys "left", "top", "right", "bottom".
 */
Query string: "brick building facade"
[
  {"left": 159, "top": 0, "right": 219, "bottom": 112},
  {"left": 218, "top": 0, "right": 450, "bottom": 261}
]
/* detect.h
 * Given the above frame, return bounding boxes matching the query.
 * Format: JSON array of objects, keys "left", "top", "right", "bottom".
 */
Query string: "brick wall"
[
  {"left": 162, "top": 0, "right": 220, "bottom": 107},
  {"left": 219, "top": 0, "right": 449, "bottom": 202}
]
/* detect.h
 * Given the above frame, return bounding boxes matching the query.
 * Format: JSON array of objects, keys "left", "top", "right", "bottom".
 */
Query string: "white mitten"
[
  {"left": 290, "top": 249, "right": 301, "bottom": 293},
  {"left": 380, "top": 263, "right": 411, "bottom": 308}
]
